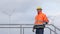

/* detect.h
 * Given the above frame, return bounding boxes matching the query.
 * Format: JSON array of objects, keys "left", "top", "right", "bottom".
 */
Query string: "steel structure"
[{"left": 0, "top": 24, "right": 60, "bottom": 34}]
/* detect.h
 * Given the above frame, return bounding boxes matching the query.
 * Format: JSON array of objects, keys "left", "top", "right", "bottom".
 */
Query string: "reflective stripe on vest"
[{"left": 36, "top": 20, "right": 44, "bottom": 22}]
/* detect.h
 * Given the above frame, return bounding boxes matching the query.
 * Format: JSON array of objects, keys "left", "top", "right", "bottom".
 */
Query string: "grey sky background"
[
  {"left": 0, "top": 0, "right": 60, "bottom": 26},
  {"left": 0, "top": 0, "right": 60, "bottom": 34}
]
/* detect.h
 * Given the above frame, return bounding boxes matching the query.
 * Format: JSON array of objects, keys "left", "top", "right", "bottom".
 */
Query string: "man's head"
[{"left": 37, "top": 7, "right": 42, "bottom": 14}]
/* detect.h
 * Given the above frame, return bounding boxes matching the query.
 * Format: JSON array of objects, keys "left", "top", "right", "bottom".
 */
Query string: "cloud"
[{"left": 0, "top": 0, "right": 60, "bottom": 24}]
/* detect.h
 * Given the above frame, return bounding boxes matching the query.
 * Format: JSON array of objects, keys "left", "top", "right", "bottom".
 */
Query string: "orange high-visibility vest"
[{"left": 34, "top": 12, "right": 49, "bottom": 25}]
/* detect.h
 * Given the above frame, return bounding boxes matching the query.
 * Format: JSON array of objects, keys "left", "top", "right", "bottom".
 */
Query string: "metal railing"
[{"left": 0, "top": 24, "right": 60, "bottom": 34}]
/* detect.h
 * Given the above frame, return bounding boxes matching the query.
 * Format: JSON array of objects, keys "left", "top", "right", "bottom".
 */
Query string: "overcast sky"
[{"left": 0, "top": 0, "right": 60, "bottom": 25}]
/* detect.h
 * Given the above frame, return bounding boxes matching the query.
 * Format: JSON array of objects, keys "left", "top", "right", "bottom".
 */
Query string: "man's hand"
[
  {"left": 32, "top": 25, "right": 35, "bottom": 32},
  {"left": 44, "top": 22, "right": 48, "bottom": 25},
  {"left": 45, "top": 22, "right": 48, "bottom": 24},
  {"left": 32, "top": 29, "right": 35, "bottom": 32}
]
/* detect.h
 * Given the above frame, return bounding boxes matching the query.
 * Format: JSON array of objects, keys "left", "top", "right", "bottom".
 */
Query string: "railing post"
[
  {"left": 50, "top": 30, "right": 52, "bottom": 34},
  {"left": 20, "top": 25, "right": 22, "bottom": 34},
  {"left": 54, "top": 28, "right": 57, "bottom": 34},
  {"left": 23, "top": 28, "right": 24, "bottom": 34}
]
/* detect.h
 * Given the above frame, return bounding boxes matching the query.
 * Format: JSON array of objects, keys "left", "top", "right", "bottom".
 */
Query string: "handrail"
[
  {"left": 0, "top": 26, "right": 57, "bottom": 34},
  {"left": 22, "top": 27, "right": 57, "bottom": 34},
  {"left": 46, "top": 24, "right": 60, "bottom": 31},
  {"left": 0, "top": 24, "right": 59, "bottom": 34},
  {"left": 46, "top": 27, "right": 57, "bottom": 34},
  {"left": 0, "top": 24, "right": 60, "bottom": 31},
  {"left": 51, "top": 24, "right": 60, "bottom": 31}
]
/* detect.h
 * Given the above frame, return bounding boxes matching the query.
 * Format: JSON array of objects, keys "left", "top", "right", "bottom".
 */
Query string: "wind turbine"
[{"left": 2, "top": 9, "right": 15, "bottom": 24}]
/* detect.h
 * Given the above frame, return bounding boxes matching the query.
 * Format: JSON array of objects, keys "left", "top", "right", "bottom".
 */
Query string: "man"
[{"left": 32, "top": 7, "right": 49, "bottom": 34}]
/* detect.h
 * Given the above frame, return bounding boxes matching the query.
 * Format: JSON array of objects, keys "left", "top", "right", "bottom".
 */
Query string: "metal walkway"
[{"left": 0, "top": 24, "right": 60, "bottom": 34}]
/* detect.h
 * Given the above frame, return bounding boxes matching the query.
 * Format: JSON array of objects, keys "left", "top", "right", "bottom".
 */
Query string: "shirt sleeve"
[
  {"left": 34, "top": 15, "right": 37, "bottom": 25},
  {"left": 43, "top": 14, "right": 49, "bottom": 23}
]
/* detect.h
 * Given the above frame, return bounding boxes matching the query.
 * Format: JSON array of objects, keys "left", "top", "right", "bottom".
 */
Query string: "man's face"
[{"left": 37, "top": 9, "right": 42, "bottom": 13}]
